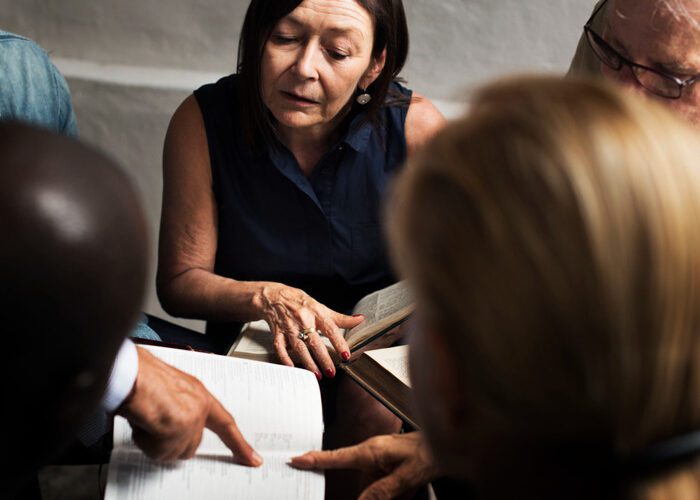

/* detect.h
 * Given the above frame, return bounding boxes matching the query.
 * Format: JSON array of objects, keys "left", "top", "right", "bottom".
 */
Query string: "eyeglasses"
[{"left": 583, "top": 0, "right": 700, "bottom": 99}]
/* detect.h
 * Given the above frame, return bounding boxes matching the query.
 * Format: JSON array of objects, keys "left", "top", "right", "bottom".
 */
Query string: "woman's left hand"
[
  {"left": 291, "top": 432, "right": 439, "bottom": 500},
  {"left": 255, "top": 282, "right": 364, "bottom": 378}
]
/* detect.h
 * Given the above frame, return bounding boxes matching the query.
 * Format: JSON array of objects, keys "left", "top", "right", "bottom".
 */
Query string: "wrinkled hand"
[
  {"left": 117, "top": 347, "right": 262, "bottom": 465},
  {"left": 291, "top": 432, "right": 438, "bottom": 500},
  {"left": 256, "top": 283, "right": 364, "bottom": 379}
]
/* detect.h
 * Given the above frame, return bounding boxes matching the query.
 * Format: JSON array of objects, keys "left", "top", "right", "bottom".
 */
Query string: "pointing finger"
[{"left": 206, "top": 396, "right": 262, "bottom": 467}]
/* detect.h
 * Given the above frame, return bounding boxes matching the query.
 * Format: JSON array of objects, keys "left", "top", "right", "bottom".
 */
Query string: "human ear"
[{"left": 360, "top": 47, "right": 387, "bottom": 89}]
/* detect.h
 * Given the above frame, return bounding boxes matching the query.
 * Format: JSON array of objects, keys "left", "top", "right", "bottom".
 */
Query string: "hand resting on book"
[
  {"left": 291, "top": 432, "right": 438, "bottom": 499},
  {"left": 116, "top": 347, "right": 262, "bottom": 466},
  {"left": 255, "top": 282, "right": 365, "bottom": 379}
]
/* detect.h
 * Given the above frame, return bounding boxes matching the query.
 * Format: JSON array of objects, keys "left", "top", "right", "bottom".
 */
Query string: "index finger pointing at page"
[
  {"left": 206, "top": 396, "right": 263, "bottom": 467},
  {"left": 290, "top": 444, "right": 376, "bottom": 470}
]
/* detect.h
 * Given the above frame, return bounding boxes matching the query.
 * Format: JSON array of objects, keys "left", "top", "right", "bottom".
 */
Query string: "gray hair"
[
  {"left": 656, "top": 0, "right": 700, "bottom": 28},
  {"left": 613, "top": 0, "right": 700, "bottom": 30}
]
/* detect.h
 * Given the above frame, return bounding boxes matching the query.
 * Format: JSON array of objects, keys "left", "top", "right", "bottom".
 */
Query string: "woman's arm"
[
  {"left": 405, "top": 92, "right": 447, "bottom": 158},
  {"left": 157, "top": 96, "right": 361, "bottom": 374},
  {"left": 157, "top": 95, "right": 263, "bottom": 322}
]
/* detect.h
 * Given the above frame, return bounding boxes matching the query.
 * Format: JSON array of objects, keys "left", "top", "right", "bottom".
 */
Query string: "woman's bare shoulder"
[
  {"left": 405, "top": 93, "right": 446, "bottom": 157},
  {"left": 164, "top": 95, "right": 210, "bottom": 175},
  {"left": 168, "top": 95, "right": 205, "bottom": 140}
]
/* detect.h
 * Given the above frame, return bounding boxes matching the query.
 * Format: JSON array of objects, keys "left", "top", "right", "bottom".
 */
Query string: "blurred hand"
[
  {"left": 256, "top": 283, "right": 364, "bottom": 379},
  {"left": 291, "top": 432, "right": 438, "bottom": 500},
  {"left": 117, "top": 347, "right": 262, "bottom": 465}
]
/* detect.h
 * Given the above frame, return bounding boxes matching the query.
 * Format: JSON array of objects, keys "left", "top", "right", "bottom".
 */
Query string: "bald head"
[{"left": 0, "top": 121, "right": 148, "bottom": 485}]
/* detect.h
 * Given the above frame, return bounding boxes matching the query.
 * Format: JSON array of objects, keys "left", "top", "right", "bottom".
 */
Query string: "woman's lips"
[{"left": 281, "top": 91, "right": 319, "bottom": 106}]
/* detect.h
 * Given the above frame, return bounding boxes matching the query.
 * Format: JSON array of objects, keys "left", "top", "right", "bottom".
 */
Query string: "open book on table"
[
  {"left": 228, "top": 281, "right": 414, "bottom": 363},
  {"left": 340, "top": 344, "right": 417, "bottom": 429},
  {"left": 104, "top": 345, "right": 324, "bottom": 500}
]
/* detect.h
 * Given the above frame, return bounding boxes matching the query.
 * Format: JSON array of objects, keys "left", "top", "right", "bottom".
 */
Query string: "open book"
[
  {"left": 340, "top": 345, "right": 417, "bottom": 428},
  {"left": 104, "top": 346, "right": 324, "bottom": 500},
  {"left": 228, "top": 281, "right": 413, "bottom": 363}
]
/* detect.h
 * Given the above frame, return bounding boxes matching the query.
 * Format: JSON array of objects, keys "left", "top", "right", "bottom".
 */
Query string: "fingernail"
[
  {"left": 314, "top": 371, "right": 322, "bottom": 381},
  {"left": 341, "top": 351, "right": 351, "bottom": 362},
  {"left": 325, "top": 368, "right": 335, "bottom": 378},
  {"left": 253, "top": 452, "right": 264, "bottom": 466},
  {"left": 352, "top": 314, "right": 364, "bottom": 318}
]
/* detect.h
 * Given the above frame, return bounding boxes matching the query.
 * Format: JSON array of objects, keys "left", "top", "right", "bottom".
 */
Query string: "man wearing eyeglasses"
[{"left": 570, "top": 0, "right": 700, "bottom": 126}]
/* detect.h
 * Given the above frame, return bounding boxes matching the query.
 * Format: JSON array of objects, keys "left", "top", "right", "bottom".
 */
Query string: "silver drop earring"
[{"left": 356, "top": 88, "right": 371, "bottom": 105}]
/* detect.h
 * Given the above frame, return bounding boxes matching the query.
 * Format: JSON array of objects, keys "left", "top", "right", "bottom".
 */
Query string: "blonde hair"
[{"left": 388, "top": 76, "right": 700, "bottom": 498}]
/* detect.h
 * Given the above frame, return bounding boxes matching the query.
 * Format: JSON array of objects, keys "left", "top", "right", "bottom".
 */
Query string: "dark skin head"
[{"left": 0, "top": 122, "right": 148, "bottom": 491}]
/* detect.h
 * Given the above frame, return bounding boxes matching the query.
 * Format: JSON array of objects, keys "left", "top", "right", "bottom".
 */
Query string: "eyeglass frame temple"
[{"left": 585, "top": 0, "right": 610, "bottom": 28}]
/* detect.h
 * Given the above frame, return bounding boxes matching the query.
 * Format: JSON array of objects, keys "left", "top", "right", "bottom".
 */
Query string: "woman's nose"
[{"left": 292, "top": 42, "right": 320, "bottom": 81}]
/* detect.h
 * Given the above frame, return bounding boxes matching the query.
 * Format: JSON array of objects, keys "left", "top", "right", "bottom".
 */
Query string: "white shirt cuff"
[{"left": 101, "top": 339, "right": 139, "bottom": 412}]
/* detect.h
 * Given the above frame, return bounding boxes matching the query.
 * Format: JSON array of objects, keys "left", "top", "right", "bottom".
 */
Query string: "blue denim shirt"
[
  {"left": 0, "top": 30, "right": 160, "bottom": 342},
  {"left": 0, "top": 30, "right": 77, "bottom": 136}
]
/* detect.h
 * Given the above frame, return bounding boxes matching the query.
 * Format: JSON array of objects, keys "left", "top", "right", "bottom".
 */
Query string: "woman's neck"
[
  {"left": 276, "top": 106, "right": 351, "bottom": 176},
  {"left": 277, "top": 126, "right": 333, "bottom": 176}
]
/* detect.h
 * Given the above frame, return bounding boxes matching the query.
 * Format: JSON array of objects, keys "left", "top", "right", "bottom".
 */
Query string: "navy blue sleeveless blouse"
[{"left": 194, "top": 74, "right": 412, "bottom": 349}]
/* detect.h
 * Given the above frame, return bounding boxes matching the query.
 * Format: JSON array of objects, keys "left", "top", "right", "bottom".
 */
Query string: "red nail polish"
[
  {"left": 325, "top": 368, "right": 335, "bottom": 378},
  {"left": 341, "top": 351, "right": 351, "bottom": 362},
  {"left": 314, "top": 371, "right": 322, "bottom": 381}
]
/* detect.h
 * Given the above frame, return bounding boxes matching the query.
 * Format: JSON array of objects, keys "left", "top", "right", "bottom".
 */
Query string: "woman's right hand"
[{"left": 254, "top": 283, "right": 365, "bottom": 379}]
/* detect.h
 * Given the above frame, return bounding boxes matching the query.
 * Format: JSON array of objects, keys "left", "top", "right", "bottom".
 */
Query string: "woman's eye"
[
  {"left": 273, "top": 34, "right": 297, "bottom": 44},
  {"left": 328, "top": 49, "right": 349, "bottom": 61}
]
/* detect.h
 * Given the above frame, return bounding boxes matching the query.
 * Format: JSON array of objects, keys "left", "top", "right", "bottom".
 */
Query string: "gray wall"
[{"left": 1, "top": 0, "right": 595, "bottom": 332}]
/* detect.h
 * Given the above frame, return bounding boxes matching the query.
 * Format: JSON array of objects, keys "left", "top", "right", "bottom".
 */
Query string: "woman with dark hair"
[
  {"left": 157, "top": 2, "right": 442, "bottom": 494},
  {"left": 157, "top": 0, "right": 443, "bottom": 377}
]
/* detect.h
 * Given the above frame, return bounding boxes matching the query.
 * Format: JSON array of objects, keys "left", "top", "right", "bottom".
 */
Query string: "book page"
[
  {"left": 345, "top": 281, "right": 414, "bottom": 348},
  {"left": 227, "top": 320, "right": 275, "bottom": 361},
  {"left": 107, "top": 346, "right": 324, "bottom": 500},
  {"left": 105, "top": 450, "right": 323, "bottom": 500},
  {"left": 366, "top": 345, "right": 411, "bottom": 387},
  {"left": 113, "top": 346, "right": 323, "bottom": 454}
]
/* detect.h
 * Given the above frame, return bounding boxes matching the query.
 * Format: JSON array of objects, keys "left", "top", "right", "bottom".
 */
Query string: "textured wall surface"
[{"left": 0, "top": 0, "right": 596, "bottom": 331}]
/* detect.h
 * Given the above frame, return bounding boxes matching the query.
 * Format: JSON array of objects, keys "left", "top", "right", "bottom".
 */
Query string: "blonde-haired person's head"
[{"left": 388, "top": 76, "right": 700, "bottom": 499}]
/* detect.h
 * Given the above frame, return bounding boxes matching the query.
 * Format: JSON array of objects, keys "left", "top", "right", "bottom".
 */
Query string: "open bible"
[
  {"left": 228, "top": 281, "right": 413, "bottom": 363},
  {"left": 104, "top": 346, "right": 324, "bottom": 500},
  {"left": 340, "top": 345, "right": 417, "bottom": 428}
]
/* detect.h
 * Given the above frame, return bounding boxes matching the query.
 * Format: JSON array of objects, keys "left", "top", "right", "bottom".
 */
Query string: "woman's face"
[{"left": 260, "top": 0, "right": 384, "bottom": 136}]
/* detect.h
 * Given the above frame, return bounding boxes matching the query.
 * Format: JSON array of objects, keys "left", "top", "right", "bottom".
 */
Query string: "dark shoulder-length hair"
[{"left": 237, "top": 0, "right": 409, "bottom": 147}]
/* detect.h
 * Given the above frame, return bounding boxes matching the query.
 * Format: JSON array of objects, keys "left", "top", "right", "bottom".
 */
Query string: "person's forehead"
[
  {"left": 283, "top": 0, "right": 373, "bottom": 40},
  {"left": 609, "top": 0, "right": 700, "bottom": 43},
  {"left": 609, "top": 0, "right": 700, "bottom": 68}
]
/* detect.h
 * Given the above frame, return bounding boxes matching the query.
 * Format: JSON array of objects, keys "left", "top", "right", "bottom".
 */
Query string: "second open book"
[
  {"left": 228, "top": 281, "right": 414, "bottom": 362},
  {"left": 227, "top": 281, "right": 417, "bottom": 426}
]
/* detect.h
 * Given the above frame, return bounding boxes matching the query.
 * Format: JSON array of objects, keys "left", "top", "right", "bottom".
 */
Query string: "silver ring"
[{"left": 298, "top": 328, "right": 322, "bottom": 343}]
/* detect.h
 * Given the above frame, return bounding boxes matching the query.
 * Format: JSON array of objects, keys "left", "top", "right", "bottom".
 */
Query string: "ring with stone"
[{"left": 298, "top": 328, "right": 314, "bottom": 342}]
